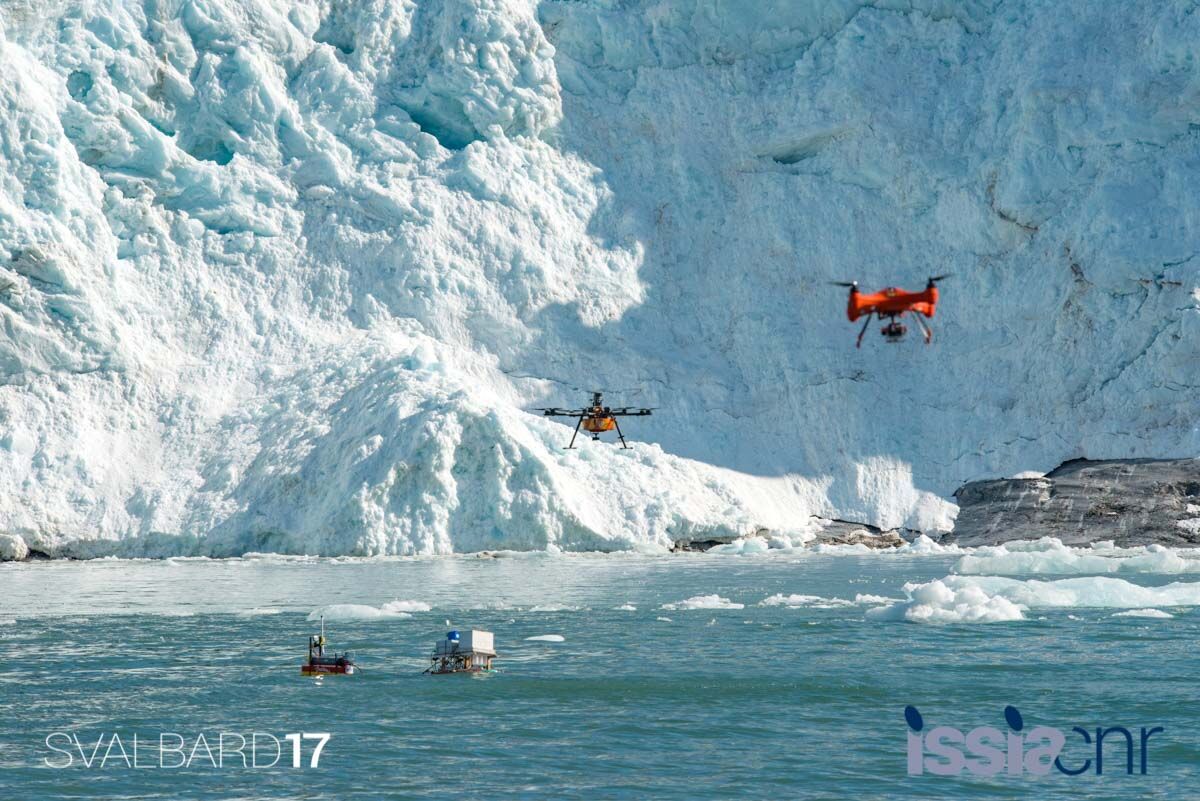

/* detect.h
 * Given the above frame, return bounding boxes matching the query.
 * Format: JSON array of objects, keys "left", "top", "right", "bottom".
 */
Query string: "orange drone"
[
  {"left": 537, "top": 391, "right": 653, "bottom": 449},
  {"left": 835, "top": 275, "right": 949, "bottom": 347}
]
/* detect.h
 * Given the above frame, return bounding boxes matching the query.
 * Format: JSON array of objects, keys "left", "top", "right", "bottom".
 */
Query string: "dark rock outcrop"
[
  {"left": 947, "top": 458, "right": 1200, "bottom": 547},
  {"left": 811, "top": 518, "right": 907, "bottom": 549}
]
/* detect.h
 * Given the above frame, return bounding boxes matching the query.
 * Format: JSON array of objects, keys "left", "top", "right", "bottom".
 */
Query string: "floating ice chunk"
[
  {"left": 759, "top": 594, "right": 854, "bottom": 608},
  {"left": 854, "top": 593, "right": 901, "bottom": 605},
  {"left": 381, "top": 600, "right": 432, "bottom": 613},
  {"left": 760, "top": 593, "right": 821, "bottom": 606},
  {"left": 614, "top": 603, "right": 637, "bottom": 611},
  {"left": 867, "top": 579, "right": 1026, "bottom": 623},
  {"left": 0, "top": 618, "right": 17, "bottom": 625},
  {"left": 656, "top": 616, "right": 672, "bottom": 622},
  {"left": 237, "top": 607, "right": 283, "bottom": 616},
  {"left": 662, "top": 594, "right": 744, "bottom": 610},
  {"left": 994, "top": 574, "right": 1200, "bottom": 607},
  {"left": 307, "top": 604, "right": 411, "bottom": 621},
  {"left": 525, "top": 634, "right": 565, "bottom": 642},
  {"left": 1112, "top": 608, "right": 1174, "bottom": 619},
  {"left": 879, "top": 575, "right": 1200, "bottom": 622},
  {"left": 528, "top": 604, "right": 579, "bottom": 612},
  {"left": 954, "top": 538, "right": 1200, "bottom": 576}
]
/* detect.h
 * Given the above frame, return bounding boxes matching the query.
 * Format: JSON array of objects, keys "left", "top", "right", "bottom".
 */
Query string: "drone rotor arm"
[
  {"left": 540, "top": 408, "right": 587, "bottom": 417},
  {"left": 609, "top": 407, "right": 654, "bottom": 416}
]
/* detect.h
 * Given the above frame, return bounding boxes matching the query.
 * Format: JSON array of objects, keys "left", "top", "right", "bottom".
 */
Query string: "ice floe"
[
  {"left": 237, "top": 607, "right": 284, "bottom": 616},
  {"left": 525, "top": 634, "right": 565, "bottom": 642},
  {"left": 307, "top": 604, "right": 412, "bottom": 621},
  {"left": 953, "top": 538, "right": 1200, "bottom": 576},
  {"left": 1111, "top": 608, "right": 1174, "bottom": 619},
  {"left": 661, "top": 594, "right": 744, "bottom": 610},
  {"left": 853, "top": 594, "right": 901, "bottom": 605},
  {"left": 382, "top": 600, "right": 432, "bottom": 613},
  {"left": 866, "top": 580, "right": 1026, "bottom": 623},
  {"left": 758, "top": 594, "right": 855, "bottom": 608},
  {"left": 870, "top": 574, "right": 1200, "bottom": 623}
]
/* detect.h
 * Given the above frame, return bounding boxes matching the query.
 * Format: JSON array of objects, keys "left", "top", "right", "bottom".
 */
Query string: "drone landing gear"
[
  {"left": 565, "top": 417, "right": 583, "bottom": 449},
  {"left": 855, "top": 313, "right": 874, "bottom": 349},
  {"left": 612, "top": 417, "right": 629, "bottom": 449},
  {"left": 908, "top": 311, "right": 933, "bottom": 344}
]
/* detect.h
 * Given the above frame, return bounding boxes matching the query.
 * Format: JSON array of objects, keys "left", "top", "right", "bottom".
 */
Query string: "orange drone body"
[
  {"left": 582, "top": 416, "right": 617, "bottom": 434},
  {"left": 847, "top": 285, "right": 938, "bottom": 322},
  {"left": 836, "top": 275, "right": 949, "bottom": 347}
]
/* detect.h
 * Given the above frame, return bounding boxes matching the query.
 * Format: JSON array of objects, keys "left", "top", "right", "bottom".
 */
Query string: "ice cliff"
[{"left": 0, "top": 0, "right": 1197, "bottom": 556}]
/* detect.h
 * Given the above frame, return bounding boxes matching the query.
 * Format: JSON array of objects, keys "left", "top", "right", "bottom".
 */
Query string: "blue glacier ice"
[{"left": 0, "top": 0, "right": 1197, "bottom": 556}]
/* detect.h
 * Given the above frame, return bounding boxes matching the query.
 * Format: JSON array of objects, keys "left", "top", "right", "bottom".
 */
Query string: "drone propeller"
[
  {"left": 927, "top": 274, "right": 952, "bottom": 284},
  {"left": 830, "top": 280, "right": 858, "bottom": 288}
]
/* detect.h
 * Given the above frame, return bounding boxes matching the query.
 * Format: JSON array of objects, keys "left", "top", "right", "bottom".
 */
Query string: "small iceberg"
[
  {"left": 661, "top": 594, "right": 743, "bottom": 610},
  {"left": 866, "top": 580, "right": 1026, "bottom": 623},
  {"left": 381, "top": 600, "right": 431, "bottom": 613},
  {"left": 308, "top": 604, "right": 412, "bottom": 621},
  {"left": 1111, "top": 608, "right": 1174, "bottom": 619},
  {"left": 759, "top": 594, "right": 854, "bottom": 608}
]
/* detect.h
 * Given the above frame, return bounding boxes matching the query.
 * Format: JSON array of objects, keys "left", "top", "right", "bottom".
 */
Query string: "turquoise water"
[{"left": 1, "top": 552, "right": 1196, "bottom": 799}]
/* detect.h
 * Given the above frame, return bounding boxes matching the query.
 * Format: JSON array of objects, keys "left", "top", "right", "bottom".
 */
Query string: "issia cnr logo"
[{"left": 905, "top": 705, "right": 1164, "bottom": 777}]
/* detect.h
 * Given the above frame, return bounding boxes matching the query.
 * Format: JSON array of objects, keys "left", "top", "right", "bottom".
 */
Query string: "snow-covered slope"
[{"left": 0, "top": 0, "right": 1196, "bottom": 556}]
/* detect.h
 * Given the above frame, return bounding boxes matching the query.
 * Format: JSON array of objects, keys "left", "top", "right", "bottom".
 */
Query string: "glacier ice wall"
[{"left": 0, "top": 0, "right": 1196, "bottom": 556}]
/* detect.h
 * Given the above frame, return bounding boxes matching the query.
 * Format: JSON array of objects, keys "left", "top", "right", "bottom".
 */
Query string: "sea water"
[{"left": 1, "top": 550, "right": 1197, "bottom": 799}]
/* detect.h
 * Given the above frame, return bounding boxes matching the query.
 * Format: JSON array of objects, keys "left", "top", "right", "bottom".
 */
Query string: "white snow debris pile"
[
  {"left": 0, "top": 533, "right": 29, "bottom": 561},
  {"left": 0, "top": 1, "right": 1197, "bottom": 556}
]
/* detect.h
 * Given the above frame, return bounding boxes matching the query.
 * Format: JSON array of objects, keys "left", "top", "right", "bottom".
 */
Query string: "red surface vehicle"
[
  {"left": 301, "top": 616, "right": 356, "bottom": 676},
  {"left": 836, "top": 275, "right": 949, "bottom": 347}
]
